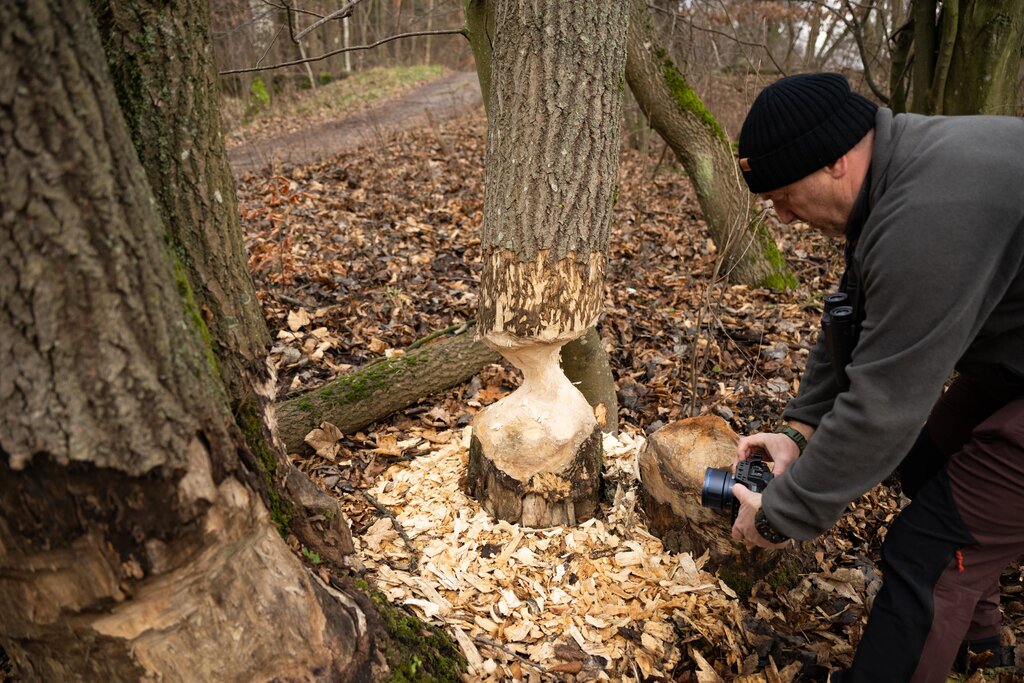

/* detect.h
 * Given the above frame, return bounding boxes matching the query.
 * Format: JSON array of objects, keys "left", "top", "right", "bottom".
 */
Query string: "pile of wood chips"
[{"left": 343, "top": 427, "right": 787, "bottom": 682}]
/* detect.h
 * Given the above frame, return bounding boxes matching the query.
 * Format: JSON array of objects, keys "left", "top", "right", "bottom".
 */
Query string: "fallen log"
[
  {"left": 276, "top": 328, "right": 500, "bottom": 453},
  {"left": 638, "top": 415, "right": 793, "bottom": 582}
]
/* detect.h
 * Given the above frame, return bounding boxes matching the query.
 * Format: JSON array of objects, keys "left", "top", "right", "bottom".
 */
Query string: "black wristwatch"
[{"left": 755, "top": 508, "right": 790, "bottom": 544}]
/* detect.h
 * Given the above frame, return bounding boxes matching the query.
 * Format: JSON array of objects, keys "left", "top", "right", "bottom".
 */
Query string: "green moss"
[
  {"left": 168, "top": 252, "right": 222, "bottom": 379},
  {"left": 657, "top": 49, "right": 728, "bottom": 144},
  {"left": 368, "top": 590, "right": 464, "bottom": 682},
  {"left": 246, "top": 76, "right": 270, "bottom": 120},
  {"left": 236, "top": 400, "right": 294, "bottom": 535},
  {"left": 301, "top": 547, "right": 323, "bottom": 565},
  {"left": 753, "top": 219, "right": 797, "bottom": 290},
  {"left": 718, "top": 568, "right": 755, "bottom": 598},
  {"left": 321, "top": 352, "right": 421, "bottom": 406},
  {"left": 767, "top": 560, "right": 800, "bottom": 592}
]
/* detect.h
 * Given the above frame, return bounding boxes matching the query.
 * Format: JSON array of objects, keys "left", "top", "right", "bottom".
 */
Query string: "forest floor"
[{"left": 222, "top": 71, "right": 1023, "bottom": 682}]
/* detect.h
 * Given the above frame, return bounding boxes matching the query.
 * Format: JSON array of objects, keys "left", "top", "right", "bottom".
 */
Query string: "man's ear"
[{"left": 824, "top": 154, "right": 848, "bottom": 179}]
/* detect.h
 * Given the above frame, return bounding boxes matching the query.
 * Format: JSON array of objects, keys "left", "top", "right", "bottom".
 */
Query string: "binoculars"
[{"left": 822, "top": 292, "right": 856, "bottom": 390}]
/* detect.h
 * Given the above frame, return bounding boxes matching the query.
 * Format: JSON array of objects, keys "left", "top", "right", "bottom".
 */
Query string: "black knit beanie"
[{"left": 738, "top": 73, "right": 878, "bottom": 193}]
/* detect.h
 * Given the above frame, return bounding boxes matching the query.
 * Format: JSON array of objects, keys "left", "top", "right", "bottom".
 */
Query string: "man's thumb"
[{"left": 732, "top": 484, "right": 756, "bottom": 505}]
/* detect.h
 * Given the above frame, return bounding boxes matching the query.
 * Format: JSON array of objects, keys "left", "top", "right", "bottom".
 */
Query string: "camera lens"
[{"left": 701, "top": 467, "right": 735, "bottom": 509}]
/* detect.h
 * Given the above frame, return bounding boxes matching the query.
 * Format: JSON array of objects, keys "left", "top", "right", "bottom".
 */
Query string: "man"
[{"left": 727, "top": 72, "right": 1024, "bottom": 682}]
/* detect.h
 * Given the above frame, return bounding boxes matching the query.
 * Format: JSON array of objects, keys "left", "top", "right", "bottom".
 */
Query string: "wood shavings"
[{"left": 341, "top": 427, "right": 745, "bottom": 679}]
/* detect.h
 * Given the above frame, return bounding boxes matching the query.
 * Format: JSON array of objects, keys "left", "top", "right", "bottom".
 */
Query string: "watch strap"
[
  {"left": 755, "top": 508, "right": 789, "bottom": 544},
  {"left": 774, "top": 424, "right": 807, "bottom": 453}
]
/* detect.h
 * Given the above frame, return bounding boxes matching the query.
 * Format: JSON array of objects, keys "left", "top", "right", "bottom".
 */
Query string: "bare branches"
[
  {"left": 295, "top": 0, "right": 368, "bottom": 41},
  {"left": 646, "top": 2, "right": 786, "bottom": 74},
  {"left": 220, "top": 29, "right": 467, "bottom": 76}
]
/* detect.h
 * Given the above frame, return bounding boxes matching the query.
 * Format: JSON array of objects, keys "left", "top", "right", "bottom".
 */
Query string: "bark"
[
  {"left": 277, "top": 327, "right": 500, "bottom": 451},
  {"left": 624, "top": 0, "right": 796, "bottom": 290},
  {"left": 559, "top": 327, "right": 619, "bottom": 435},
  {"left": 465, "top": 0, "right": 628, "bottom": 526},
  {"left": 0, "top": 0, "right": 374, "bottom": 678},
  {"left": 903, "top": 0, "right": 1023, "bottom": 115},
  {"left": 93, "top": 0, "right": 350, "bottom": 565},
  {"left": 638, "top": 416, "right": 792, "bottom": 580},
  {"left": 943, "top": 0, "right": 1024, "bottom": 115}
]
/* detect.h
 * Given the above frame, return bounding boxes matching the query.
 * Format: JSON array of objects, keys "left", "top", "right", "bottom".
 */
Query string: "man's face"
[{"left": 760, "top": 169, "right": 847, "bottom": 238}]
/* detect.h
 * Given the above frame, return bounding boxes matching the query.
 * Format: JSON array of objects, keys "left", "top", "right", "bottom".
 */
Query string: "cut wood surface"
[{"left": 639, "top": 415, "right": 791, "bottom": 578}]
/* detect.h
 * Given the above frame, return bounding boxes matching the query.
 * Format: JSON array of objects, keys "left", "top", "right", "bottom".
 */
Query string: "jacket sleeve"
[{"left": 762, "top": 154, "right": 1024, "bottom": 540}]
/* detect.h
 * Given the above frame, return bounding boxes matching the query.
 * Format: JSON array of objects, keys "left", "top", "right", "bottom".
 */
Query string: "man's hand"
[
  {"left": 730, "top": 485, "right": 791, "bottom": 550},
  {"left": 736, "top": 432, "right": 801, "bottom": 475}
]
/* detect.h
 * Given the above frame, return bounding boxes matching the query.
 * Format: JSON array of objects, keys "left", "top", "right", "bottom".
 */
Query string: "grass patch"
[{"left": 223, "top": 65, "right": 446, "bottom": 137}]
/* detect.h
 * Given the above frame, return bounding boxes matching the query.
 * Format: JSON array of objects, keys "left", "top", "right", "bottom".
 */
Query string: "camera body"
[{"left": 701, "top": 456, "right": 774, "bottom": 522}]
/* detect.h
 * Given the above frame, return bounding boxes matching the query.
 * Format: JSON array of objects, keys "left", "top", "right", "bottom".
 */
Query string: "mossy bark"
[
  {"left": 92, "top": 0, "right": 347, "bottom": 566},
  {"left": 277, "top": 327, "right": 500, "bottom": 451},
  {"left": 0, "top": 1, "right": 375, "bottom": 677},
  {"left": 624, "top": 0, "right": 796, "bottom": 290},
  {"left": 902, "top": 0, "right": 1024, "bottom": 115}
]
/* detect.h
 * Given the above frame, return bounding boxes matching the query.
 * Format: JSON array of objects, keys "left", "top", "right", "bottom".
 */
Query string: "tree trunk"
[
  {"left": 93, "top": 0, "right": 351, "bottom": 568},
  {"left": 624, "top": 0, "right": 796, "bottom": 290},
  {"left": 902, "top": 0, "right": 1024, "bottom": 115},
  {"left": 0, "top": 1, "right": 374, "bottom": 678},
  {"left": 464, "top": 0, "right": 628, "bottom": 527},
  {"left": 943, "top": 0, "right": 1024, "bottom": 115},
  {"left": 277, "top": 327, "right": 500, "bottom": 451}
]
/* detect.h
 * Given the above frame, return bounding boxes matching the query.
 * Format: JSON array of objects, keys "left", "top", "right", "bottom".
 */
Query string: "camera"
[{"left": 701, "top": 456, "right": 774, "bottom": 521}]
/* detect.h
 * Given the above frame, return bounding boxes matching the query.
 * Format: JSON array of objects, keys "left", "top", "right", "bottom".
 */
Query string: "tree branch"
[
  {"left": 295, "top": 0, "right": 368, "bottom": 41},
  {"left": 220, "top": 29, "right": 467, "bottom": 75}
]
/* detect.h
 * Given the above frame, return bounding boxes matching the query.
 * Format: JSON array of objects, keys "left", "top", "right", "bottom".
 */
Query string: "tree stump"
[{"left": 639, "top": 415, "right": 790, "bottom": 579}]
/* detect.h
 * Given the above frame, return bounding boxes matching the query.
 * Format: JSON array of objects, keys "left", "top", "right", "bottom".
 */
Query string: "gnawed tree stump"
[
  {"left": 639, "top": 415, "right": 790, "bottom": 580},
  {"left": 466, "top": 345, "right": 603, "bottom": 527}
]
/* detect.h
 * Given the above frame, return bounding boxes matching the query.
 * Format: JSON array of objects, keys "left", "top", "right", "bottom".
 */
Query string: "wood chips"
[{"left": 344, "top": 428, "right": 761, "bottom": 682}]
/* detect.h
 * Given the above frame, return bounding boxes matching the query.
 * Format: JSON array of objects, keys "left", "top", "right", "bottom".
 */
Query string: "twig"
[
  {"left": 295, "top": 0, "right": 367, "bottom": 41},
  {"left": 472, "top": 635, "right": 547, "bottom": 673},
  {"left": 406, "top": 320, "right": 474, "bottom": 351},
  {"left": 256, "top": 27, "right": 283, "bottom": 69},
  {"left": 359, "top": 490, "right": 419, "bottom": 571},
  {"left": 220, "top": 29, "right": 467, "bottom": 76},
  {"left": 646, "top": 3, "right": 785, "bottom": 74}
]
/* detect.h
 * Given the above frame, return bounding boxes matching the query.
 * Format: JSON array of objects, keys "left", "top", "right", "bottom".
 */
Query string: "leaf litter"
[{"left": 236, "top": 106, "right": 1024, "bottom": 681}]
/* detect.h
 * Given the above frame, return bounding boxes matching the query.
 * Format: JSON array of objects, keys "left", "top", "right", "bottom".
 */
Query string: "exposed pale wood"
[
  {"left": 466, "top": 344, "right": 602, "bottom": 527},
  {"left": 639, "top": 416, "right": 788, "bottom": 577}
]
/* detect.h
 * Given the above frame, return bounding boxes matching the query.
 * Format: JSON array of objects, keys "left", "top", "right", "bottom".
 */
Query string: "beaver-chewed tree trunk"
[
  {"left": 464, "top": 0, "right": 628, "bottom": 527},
  {"left": 0, "top": 2, "right": 378, "bottom": 679},
  {"left": 639, "top": 416, "right": 790, "bottom": 580}
]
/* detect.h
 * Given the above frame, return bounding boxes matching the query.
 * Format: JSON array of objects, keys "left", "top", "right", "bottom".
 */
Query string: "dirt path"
[{"left": 227, "top": 71, "right": 483, "bottom": 174}]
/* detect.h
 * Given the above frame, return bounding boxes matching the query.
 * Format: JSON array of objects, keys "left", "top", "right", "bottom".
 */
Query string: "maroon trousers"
[{"left": 841, "top": 376, "right": 1024, "bottom": 682}]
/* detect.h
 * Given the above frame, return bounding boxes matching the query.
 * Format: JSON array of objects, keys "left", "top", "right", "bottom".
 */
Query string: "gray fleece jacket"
[{"left": 766, "top": 108, "right": 1024, "bottom": 540}]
